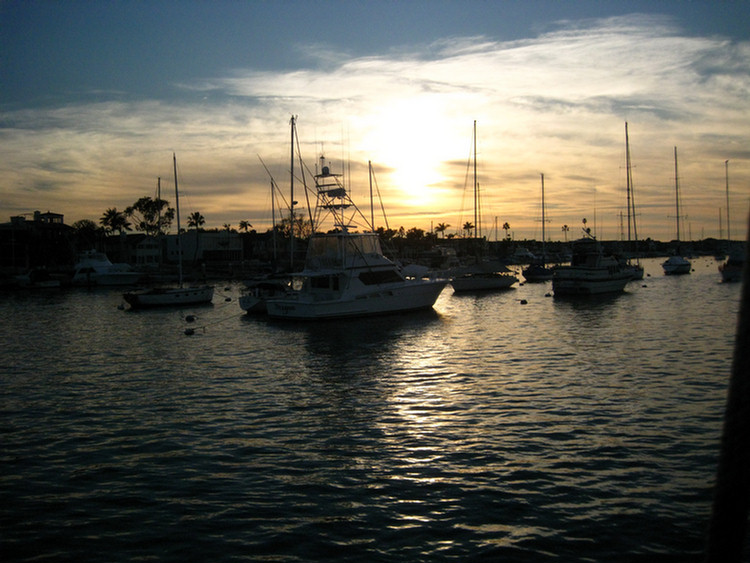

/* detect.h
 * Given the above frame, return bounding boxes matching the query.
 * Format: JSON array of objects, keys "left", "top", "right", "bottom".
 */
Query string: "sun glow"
[{"left": 361, "top": 98, "right": 461, "bottom": 209}]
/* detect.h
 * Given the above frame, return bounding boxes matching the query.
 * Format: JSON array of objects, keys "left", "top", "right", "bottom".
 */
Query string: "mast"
[
  {"left": 369, "top": 160, "right": 374, "bottom": 229},
  {"left": 674, "top": 146, "right": 681, "bottom": 242},
  {"left": 540, "top": 173, "right": 546, "bottom": 258},
  {"left": 290, "top": 116, "right": 296, "bottom": 269},
  {"left": 625, "top": 122, "right": 633, "bottom": 243},
  {"left": 473, "top": 120, "right": 478, "bottom": 239},
  {"left": 173, "top": 153, "right": 183, "bottom": 287},
  {"left": 271, "top": 181, "right": 277, "bottom": 265},
  {"left": 725, "top": 160, "right": 731, "bottom": 243}
]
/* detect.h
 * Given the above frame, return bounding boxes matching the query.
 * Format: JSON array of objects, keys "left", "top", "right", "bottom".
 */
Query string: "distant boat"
[
  {"left": 265, "top": 156, "right": 448, "bottom": 320},
  {"left": 662, "top": 147, "right": 692, "bottom": 275},
  {"left": 552, "top": 233, "right": 631, "bottom": 296},
  {"left": 123, "top": 154, "right": 214, "bottom": 308},
  {"left": 621, "top": 122, "right": 644, "bottom": 281},
  {"left": 719, "top": 248, "right": 744, "bottom": 283},
  {"left": 719, "top": 160, "right": 744, "bottom": 282},
  {"left": 522, "top": 173, "right": 554, "bottom": 282},
  {"left": 72, "top": 249, "right": 144, "bottom": 286},
  {"left": 450, "top": 121, "right": 518, "bottom": 292}
]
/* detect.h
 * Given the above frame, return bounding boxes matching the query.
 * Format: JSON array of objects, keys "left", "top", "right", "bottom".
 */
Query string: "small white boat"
[
  {"left": 451, "top": 261, "right": 518, "bottom": 292},
  {"left": 123, "top": 154, "right": 213, "bottom": 308},
  {"left": 621, "top": 122, "right": 644, "bottom": 282},
  {"left": 662, "top": 147, "right": 691, "bottom": 276},
  {"left": 72, "top": 250, "right": 144, "bottom": 286},
  {"left": 450, "top": 121, "right": 518, "bottom": 293},
  {"left": 662, "top": 255, "right": 692, "bottom": 276},
  {"left": 522, "top": 174, "right": 554, "bottom": 282},
  {"left": 552, "top": 236, "right": 631, "bottom": 296}
]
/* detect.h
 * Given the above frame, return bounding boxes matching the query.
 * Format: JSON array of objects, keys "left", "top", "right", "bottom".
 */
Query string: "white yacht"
[
  {"left": 265, "top": 158, "right": 448, "bottom": 320},
  {"left": 552, "top": 236, "right": 631, "bottom": 296},
  {"left": 72, "top": 250, "right": 144, "bottom": 286}
]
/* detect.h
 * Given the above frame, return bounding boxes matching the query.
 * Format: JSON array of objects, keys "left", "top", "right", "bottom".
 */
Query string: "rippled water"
[{"left": 1, "top": 257, "right": 744, "bottom": 562}]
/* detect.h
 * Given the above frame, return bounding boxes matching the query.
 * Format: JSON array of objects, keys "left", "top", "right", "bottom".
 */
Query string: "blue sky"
[{"left": 2, "top": 0, "right": 750, "bottom": 241}]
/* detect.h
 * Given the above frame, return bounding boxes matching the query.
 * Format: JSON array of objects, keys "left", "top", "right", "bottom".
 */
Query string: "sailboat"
[
  {"left": 719, "top": 160, "right": 744, "bottom": 282},
  {"left": 662, "top": 147, "right": 692, "bottom": 275},
  {"left": 450, "top": 121, "right": 518, "bottom": 292},
  {"left": 522, "top": 173, "right": 554, "bottom": 282},
  {"left": 123, "top": 154, "right": 214, "bottom": 307},
  {"left": 620, "top": 122, "right": 644, "bottom": 280}
]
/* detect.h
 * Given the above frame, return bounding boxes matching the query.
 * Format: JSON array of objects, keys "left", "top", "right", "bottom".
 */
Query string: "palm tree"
[
  {"left": 561, "top": 224, "right": 570, "bottom": 242},
  {"left": 435, "top": 222, "right": 450, "bottom": 239},
  {"left": 502, "top": 222, "right": 511, "bottom": 240},
  {"left": 187, "top": 211, "right": 205, "bottom": 230},
  {"left": 462, "top": 222, "right": 474, "bottom": 238},
  {"left": 239, "top": 220, "right": 252, "bottom": 232},
  {"left": 100, "top": 208, "right": 131, "bottom": 235}
]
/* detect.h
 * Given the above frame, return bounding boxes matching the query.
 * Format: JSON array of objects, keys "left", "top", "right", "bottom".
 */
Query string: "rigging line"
[{"left": 370, "top": 166, "right": 390, "bottom": 232}]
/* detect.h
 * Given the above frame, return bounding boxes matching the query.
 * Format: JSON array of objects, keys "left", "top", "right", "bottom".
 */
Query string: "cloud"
[{"left": 1, "top": 13, "right": 749, "bottom": 241}]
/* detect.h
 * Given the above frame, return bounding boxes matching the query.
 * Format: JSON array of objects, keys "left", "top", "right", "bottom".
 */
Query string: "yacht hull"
[{"left": 266, "top": 280, "right": 447, "bottom": 320}]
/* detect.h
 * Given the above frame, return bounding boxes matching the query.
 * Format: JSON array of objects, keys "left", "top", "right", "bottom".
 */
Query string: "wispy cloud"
[{"left": 1, "top": 13, "right": 748, "bottom": 240}]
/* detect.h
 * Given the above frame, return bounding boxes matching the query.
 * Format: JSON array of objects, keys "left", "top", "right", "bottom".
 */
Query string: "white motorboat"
[
  {"left": 72, "top": 250, "right": 144, "bottom": 286},
  {"left": 662, "top": 147, "right": 691, "bottom": 276},
  {"left": 265, "top": 156, "right": 448, "bottom": 320},
  {"left": 123, "top": 154, "right": 213, "bottom": 308},
  {"left": 662, "top": 255, "right": 692, "bottom": 276},
  {"left": 552, "top": 235, "right": 631, "bottom": 296}
]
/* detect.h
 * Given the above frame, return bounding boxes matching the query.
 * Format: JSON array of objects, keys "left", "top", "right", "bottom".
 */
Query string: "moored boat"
[
  {"left": 719, "top": 247, "right": 744, "bottom": 283},
  {"left": 72, "top": 249, "right": 144, "bottom": 286},
  {"left": 662, "top": 255, "right": 692, "bottom": 276},
  {"left": 451, "top": 261, "right": 518, "bottom": 292},
  {"left": 123, "top": 154, "right": 213, "bottom": 308},
  {"left": 662, "top": 147, "right": 691, "bottom": 276},
  {"left": 522, "top": 173, "right": 554, "bottom": 282},
  {"left": 265, "top": 156, "right": 448, "bottom": 320},
  {"left": 552, "top": 235, "right": 631, "bottom": 296}
]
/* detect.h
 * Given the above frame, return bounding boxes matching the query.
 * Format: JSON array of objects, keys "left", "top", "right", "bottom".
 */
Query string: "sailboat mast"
[
  {"left": 625, "top": 122, "right": 632, "bottom": 243},
  {"left": 674, "top": 146, "right": 681, "bottom": 242},
  {"left": 473, "top": 120, "right": 478, "bottom": 239},
  {"left": 271, "top": 181, "right": 277, "bottom": 265},
  {"left": 540, "top": 173, "right": 546, "bottom": 256},
  {"left": 725, "top": 160, "right": 730, "bottom": 243},
  {"left": 369, "top": 160, "right": 374, "bottom": 229},
  {"left": 290, "top": 116, "right": 296, "bottom": 269},
  {"left": 173, "top": 153, "right": 183, "bottom": 287}
]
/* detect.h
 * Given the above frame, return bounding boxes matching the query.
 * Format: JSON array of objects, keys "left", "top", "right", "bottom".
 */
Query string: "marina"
[{"left": 1, "top": 255, "right": 745, "bottom": 562}]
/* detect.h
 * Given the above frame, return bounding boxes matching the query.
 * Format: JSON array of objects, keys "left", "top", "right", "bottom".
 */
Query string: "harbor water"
[{"left": 1, "top": 256, "right": 745, "bottom": 562}]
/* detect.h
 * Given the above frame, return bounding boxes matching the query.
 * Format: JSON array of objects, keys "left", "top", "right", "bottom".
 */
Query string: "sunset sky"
[{"left": 2, "top": 0, "right": 749, "bottom": 242}]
